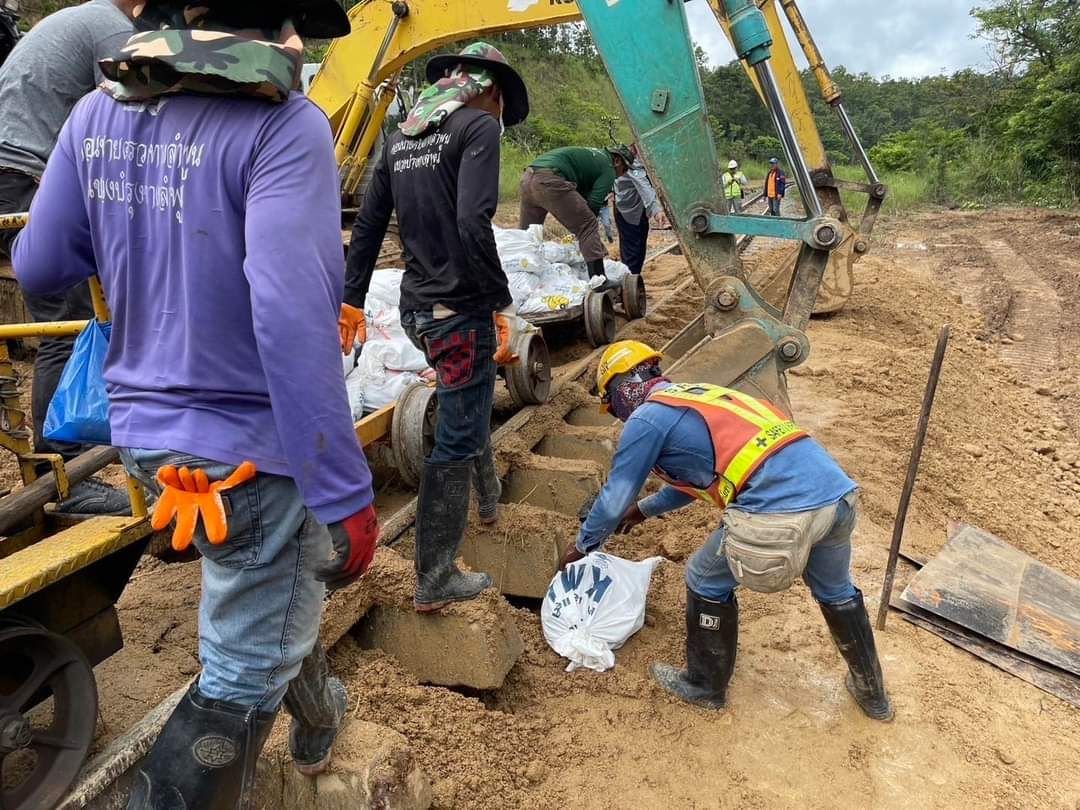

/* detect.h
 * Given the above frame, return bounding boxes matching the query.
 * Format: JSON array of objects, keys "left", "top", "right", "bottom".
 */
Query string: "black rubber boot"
[
  {"left": 414, "top": 460, "right": 492, "bottom": 612},
  {"left": 473, "top": 444, "right": 501, "bottom": 525},
  {"left": 650, "top": 589, "right": 738, "bottom": 709},
  {"left": 587, "top": 258, "right": 619, "bottom": 292},
  {"left": 819, "top": 589, "right": 895, "bottom": 721},
  {"left": 282, "top": 643, "right": 347, "bottom": 776},
  {"left": 126, "top": 683, "right": 276, "bottom": 810}
]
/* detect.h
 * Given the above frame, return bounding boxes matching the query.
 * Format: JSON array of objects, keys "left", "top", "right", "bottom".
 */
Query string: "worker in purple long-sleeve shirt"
[{"left": 13, "top": 1, "right": 377, "bottom": 806}]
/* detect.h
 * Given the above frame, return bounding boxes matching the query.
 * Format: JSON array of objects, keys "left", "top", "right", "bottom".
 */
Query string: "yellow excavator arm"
[
  {"left": 309, "top": 0, "right": 883, "bottom": 313},
  {"left": 308, "top": 0, "right": 580, "bottom": 194}
]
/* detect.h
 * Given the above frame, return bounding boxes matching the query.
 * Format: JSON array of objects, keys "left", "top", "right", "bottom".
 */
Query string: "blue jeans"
[
  {"left": 768, "top": 197, "right": 782, "bottom": 216},
  {"left": 121, "top": 448, "right": 329, "bottom": 711},
  {"left": 401, "top": 310, "right": 496, "bottom": 463},
  {"left": 685, "top": 492, "right": 859, "bottom": 605}
]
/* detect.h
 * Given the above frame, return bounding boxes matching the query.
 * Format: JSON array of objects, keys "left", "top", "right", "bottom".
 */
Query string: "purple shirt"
[{"left": 14, "top": 90, "right": 373, "bottom": 523}]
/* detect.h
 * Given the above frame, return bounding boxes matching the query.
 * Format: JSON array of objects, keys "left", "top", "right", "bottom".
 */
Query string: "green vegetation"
[
  {"left": 488, "top": 2, "right": 1078, "bottom": 210},
  {"left": 16, "top": 1, "right": 1078, "bottom": 210}
]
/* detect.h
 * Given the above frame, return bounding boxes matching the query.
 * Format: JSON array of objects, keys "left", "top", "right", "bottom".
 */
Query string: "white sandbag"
[
  {"left": 344, "top": 367, "right": 366, "bottom": 421},
  {"left": 365, "top": 269, "right": 405, "bottom": 309},
  {"left": 541, "top": 553, "right": 663, "bottom": 673},
  {"left": 349, "top": 347, "right": 425, "bottom": 412},
  {"left": 494, "top": 224, "right": 546, "bottom": 276},
  {"left": 342, "top": 345, "right": 358, "bottom": 376},
  {"left": 603, "top": 259, "right": 631, "bottom": 282}
]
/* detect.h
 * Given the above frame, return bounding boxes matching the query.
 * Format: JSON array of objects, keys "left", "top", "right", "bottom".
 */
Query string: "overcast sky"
[{"left": 684, "top": 0, "right": 993, "bottom": 78}]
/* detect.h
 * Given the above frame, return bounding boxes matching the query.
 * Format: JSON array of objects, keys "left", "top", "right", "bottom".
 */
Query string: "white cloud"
[{"left": 684, "top": 0, "right": 991, "bottom": 78}]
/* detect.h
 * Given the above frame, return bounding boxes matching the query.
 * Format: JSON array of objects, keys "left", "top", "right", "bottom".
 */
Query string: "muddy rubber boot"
[
  {"left": 819, "top": 589, "right": 894, "bottom": 721},
  {"left": 414, "top": 460, "right": 492, "bottom": 613},
  {"left": 473, "top": 444, "right": 501, "bottom": 525},
  {"left": 587, "top": 258, "right": 619, "bottom": 292},
  {"left": 282, "top": 643, "right": 348, "bottom": 776},
  {"left": 650, "top": 589, "right": 738, "bottom": 709},
  {"left": 126, "top": 683, "right": 276, "bottom": 810}
]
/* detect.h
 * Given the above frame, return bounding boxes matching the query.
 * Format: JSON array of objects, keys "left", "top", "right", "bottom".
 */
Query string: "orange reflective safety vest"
[{"left": 646, "top": 383, "right": 808, "bottom": 508}]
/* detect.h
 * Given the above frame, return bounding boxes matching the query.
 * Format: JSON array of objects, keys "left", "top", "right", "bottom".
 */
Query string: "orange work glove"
[
  {"left": 338, "top": 303, "right": 366, "bottom": 354},
  {"left": 493, "top": 309, "right": 520, "bottom": 366},
  {"left": 151, "top": 461, "right": 257, "bottom": 552}
]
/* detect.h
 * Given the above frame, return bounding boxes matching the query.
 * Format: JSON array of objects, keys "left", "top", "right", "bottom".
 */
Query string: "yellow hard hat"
[{"left": 596, "top": 340, "right": 662, "bottom": 398}]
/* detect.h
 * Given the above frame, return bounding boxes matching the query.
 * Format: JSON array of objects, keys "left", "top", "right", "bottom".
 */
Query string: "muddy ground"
[{"left": 9, "top": 208, "right": 1080, "bottom": 808}]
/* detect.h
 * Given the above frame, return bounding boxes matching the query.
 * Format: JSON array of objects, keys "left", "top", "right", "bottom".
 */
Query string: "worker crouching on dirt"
[
  {"left": 561, "top": 341, "right": 894, "bottom": 721},
  {"left": 519, "top": 145, "right": 622, "bottom": 291},
  {"left": 14, "top": 1, "right": 380, "bottom": 807},
  {"left": 342, "top": 43, "right": 529, "bottom": 612}
]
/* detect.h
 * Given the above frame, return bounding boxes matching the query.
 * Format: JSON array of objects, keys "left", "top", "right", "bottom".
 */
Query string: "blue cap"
[{"left": 769, "top": 157, "right": 779, "bottom": 164}]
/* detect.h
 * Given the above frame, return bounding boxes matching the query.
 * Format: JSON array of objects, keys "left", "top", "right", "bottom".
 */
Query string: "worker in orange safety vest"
[{"left": 560, "top": 340, "right": 893, "bottom": 721}]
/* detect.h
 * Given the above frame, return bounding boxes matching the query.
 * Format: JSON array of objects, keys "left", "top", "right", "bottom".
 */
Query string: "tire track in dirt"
[{"left": 980, "top": 238, "right": 1062, "bottom": 385}]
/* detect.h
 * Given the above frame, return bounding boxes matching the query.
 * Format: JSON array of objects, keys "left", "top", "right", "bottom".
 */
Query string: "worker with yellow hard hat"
[{"left": 564, "top": 340, "right": 893, "bottom": 721}]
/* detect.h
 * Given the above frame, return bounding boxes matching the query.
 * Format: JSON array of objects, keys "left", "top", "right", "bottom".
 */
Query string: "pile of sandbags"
[
  {"left": 496, "top": 225, "right": 630, "bottom": 315},
  {"left": 343, "top": 269, "right": 433, "bottom": 419},
  {"left": 344, "top": 228, "right": 630, "bottom": 416}
]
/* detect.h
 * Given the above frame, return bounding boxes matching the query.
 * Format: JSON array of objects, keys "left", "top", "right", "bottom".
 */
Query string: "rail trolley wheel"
[
  {"left": 0, "top": 617, "right": 97, "bottom": 810},
  {"left": 391, "top": 382, "right": 437, "bottom": 488},
  {"left": 506, "top": 331, "right": 552, "bottom": 407},
  {"left": 583, "top": 290, "right": 616, "bottom": 348},
  {"left": 621, "top": 273, "right": 647, "bottom": 320}
]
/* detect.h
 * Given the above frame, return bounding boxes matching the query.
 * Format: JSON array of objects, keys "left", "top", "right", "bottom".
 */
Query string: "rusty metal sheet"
[
  {"left": 898, "top": 523, "right": 1080, "bottom": 677},
  {"left": 893, "top": 600, "right": 1080, "bottom": 707}
]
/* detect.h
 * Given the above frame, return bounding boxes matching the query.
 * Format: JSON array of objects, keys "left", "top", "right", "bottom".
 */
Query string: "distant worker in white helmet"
[
  {"left": 560, "top": 340, "right": 893, "bottom": 722},
  {"left": 722, "top": 158, "right": 749, "bottom": 214}
]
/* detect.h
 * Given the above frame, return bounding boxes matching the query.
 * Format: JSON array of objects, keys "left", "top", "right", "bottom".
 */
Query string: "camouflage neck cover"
[
  {"left": 399, "top": 65, "right": 495, "bottom": 137},
  {"left": 99, "top": 10, "right": 303, "bottom": 104}
]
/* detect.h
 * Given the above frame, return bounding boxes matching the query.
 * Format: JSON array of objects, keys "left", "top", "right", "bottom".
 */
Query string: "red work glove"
[
  {"left": 493, "top": 310, "right": 520, "bottom": 366},
  {"left": 615, "top": 502, "right": 646, "bottom": 534},
  {"left": 338, "top": 303, "right": 366, "bottom": 354},
  {"left": 558, "top": 540, "right": 586, "bottom": 572},
  {"left": 316, "top": 504, "right": 379, "bottom": 591}
]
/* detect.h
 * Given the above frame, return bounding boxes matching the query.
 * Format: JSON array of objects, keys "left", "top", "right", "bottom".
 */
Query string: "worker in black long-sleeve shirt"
[{"left": 341, "top": 42, "right": 529, "bottom": 613}]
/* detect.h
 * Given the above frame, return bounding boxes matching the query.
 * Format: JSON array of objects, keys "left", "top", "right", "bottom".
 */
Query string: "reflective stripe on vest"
[{"left": 647, "top": 383, "right": 808, "bottom": 507}]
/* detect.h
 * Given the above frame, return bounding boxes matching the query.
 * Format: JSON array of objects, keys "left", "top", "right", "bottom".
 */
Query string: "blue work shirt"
[{"left": 576, "top": 386, "right": 856, "bottom": 552}]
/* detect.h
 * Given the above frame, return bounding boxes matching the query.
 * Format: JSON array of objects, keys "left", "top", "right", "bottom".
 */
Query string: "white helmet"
[{"left": 728, "top": 159, "right": 739, "bottom": 169}]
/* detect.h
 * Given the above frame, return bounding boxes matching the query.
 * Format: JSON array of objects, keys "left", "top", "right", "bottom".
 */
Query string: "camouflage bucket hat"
[
  {"left": 607, "top": 144, "right": 634, "bottom": 166},
  {"left": 399, "top": 63, "right": 494, "bottom": 138},
  {"left": 425, "top": 41, "right": 529, "bottom": 127},
  {"left": 100, "top": 4, "right": 305, "bottom": 103}
]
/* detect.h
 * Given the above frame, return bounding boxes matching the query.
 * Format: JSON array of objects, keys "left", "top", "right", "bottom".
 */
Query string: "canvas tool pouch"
[{"left": 721, "top": 501, "right": 840, "bottom": 593}]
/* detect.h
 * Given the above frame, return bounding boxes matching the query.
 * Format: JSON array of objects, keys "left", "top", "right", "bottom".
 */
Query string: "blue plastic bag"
[{"left": 43, "top": 320, "right": 112, "bottom": 445}]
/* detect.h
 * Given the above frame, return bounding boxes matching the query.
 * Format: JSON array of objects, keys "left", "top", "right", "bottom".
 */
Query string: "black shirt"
[{"left": 344, "top": 107, "right": 510, "bottom": 316}]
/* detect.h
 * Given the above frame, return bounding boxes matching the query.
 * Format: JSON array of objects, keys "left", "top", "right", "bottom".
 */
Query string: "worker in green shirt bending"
[{"left": 519, "top": 146, "right": 620, "bottom": 291}]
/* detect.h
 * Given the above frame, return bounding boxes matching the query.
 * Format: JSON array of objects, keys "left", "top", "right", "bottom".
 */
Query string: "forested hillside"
[{"left": 15, "top": 0, "right": 1079, "bottom": 207}]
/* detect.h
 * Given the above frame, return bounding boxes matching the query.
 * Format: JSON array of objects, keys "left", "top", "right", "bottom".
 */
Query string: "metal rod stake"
[
  {"left": 752, "top": 60, "right": 822, "bottom": 218},
  {"left": 876, "top": 324, "right": 950, "bottom": 630}
]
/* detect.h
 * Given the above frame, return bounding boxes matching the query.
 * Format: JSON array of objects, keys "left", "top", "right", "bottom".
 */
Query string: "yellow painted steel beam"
[
  {"left": 309, "top": 0, "right": 582, "bottom": 134},
  {"left": 0, "top": 515, "right": 150, "bottom": 610},
  {"left": 0, "top": 320, "right": 88, "bottom": 339},
  {"left": 0, "top": 212, "right": 27, "bottom": 231},
  {"left": 355, "top": 401, "right": 395, "bottom": 447}
]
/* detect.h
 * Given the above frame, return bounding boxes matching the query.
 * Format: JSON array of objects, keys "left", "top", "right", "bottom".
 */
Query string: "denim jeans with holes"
[
  {"left": 121, "top": 448, "right": 330, "bottom": 711},
  {"left": 400, "top": 310, "right": 497, "bottom": 464},
  {"left": 685, "top": 491, "right": 860, "bottom": 605}
]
